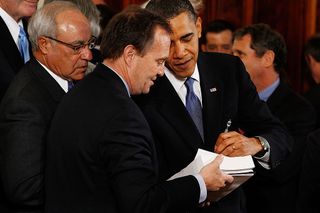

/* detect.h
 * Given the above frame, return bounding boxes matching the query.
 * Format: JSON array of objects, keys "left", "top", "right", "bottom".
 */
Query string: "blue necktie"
[
  {"left": 68, "top": 81, "right": 74, "bottom": 92},
  {"left": 185, "top": 77, "right": 204, "bottom": 140},
  {"left": 18, "top": 25, "right": 30, "bottom": 63}
]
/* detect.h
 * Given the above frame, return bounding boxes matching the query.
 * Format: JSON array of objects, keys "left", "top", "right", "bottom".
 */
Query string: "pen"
[{"left": 224, "top": 119, "right": 232, "bottom": 133}]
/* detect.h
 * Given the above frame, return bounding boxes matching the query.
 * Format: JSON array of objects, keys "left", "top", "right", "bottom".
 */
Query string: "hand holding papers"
[{"left": 169, "top": 149, "right": 255, "bottom": 201}]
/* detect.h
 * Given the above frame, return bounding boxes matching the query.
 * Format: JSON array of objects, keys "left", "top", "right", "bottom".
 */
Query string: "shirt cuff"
[
  {"left": 253, "top": 136, "right": 271, "bottom": 169},
  {"left": 193, "top": 174, "right": 207, "bottom": 203}
]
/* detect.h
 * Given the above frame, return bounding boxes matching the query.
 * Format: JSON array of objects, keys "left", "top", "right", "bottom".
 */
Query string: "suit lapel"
[
  {"left": 198, "top": 54, "right": 223, "bottom": 149},
  {"left": 155, "top": 75, "right": 203, "bottom": 149},
  {"left": 0, "top": 17, "right": 24, "bottom": 72},
  {"left": 29, "top": 59, "right": 65, "bottom": 102}
]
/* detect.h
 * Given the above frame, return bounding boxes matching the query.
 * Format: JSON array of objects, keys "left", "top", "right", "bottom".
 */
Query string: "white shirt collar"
[
  {"left": 0, "top": 7, "right": 22, "bottom": 48},
  {"left": 165, "top": 64, "right": 202, "bottom": 105},
  {"left": 37, "top": 60, "right": 69, "bottom": 93}
]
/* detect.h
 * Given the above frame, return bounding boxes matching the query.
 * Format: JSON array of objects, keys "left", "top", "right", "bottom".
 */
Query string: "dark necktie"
[
  {"left": 18, "top": 26, "right": 30, "bottom": 63},
  {"left": 185, "top": 77, "right": 204, "bottom": 140},
  {"left": 68, "top": 81, "right": 74, "bottom": 92}
]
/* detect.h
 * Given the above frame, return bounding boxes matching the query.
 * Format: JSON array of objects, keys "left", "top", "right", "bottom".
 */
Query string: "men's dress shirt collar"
[
  {"left": 258, "top": 77, "right": 280, "bottom": 102},
  {"left": 37, "top": 60, "right": 69, "bottom": 93},
  {"left": 165, "top": 64, "right": 202, "bottom": 105},
  {"left": 0, "top": 7, "right": 22, "bottom": 48}
]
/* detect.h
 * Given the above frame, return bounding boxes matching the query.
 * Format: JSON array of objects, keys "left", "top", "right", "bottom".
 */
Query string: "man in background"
[
  {"left": 232, "top": 23, "right": 316, "bottom": 213},
  {"left": 0, "top": 0, "right": 38, "bottom": 100},
  {"left": 201, "top": 19, "right": 234, "bottom": 54},
  {"left": 303, "top": 34, "right": 320, "bottom": 128},
  {"left": 0, "top": 2, "right": 93, "bottom": 212}
]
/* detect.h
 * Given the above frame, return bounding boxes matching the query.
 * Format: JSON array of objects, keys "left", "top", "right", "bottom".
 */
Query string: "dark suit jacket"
[
  {"left": 244, "top": 81, "right": 316, "bottom": 213},
  {"left": 134, "top": 52, "right": 293, "bottom": 213},
  {"left": 304, "top": 84, "right": 320, "bottom": 128},
  {"left": 45, "top": 63, "right": 202, "bottom": 213},
  {"left": 0, "top": 58, "right": 65, "bottom": 213},
  {"left": 0, "top": 17, "right": 31, "bottom": 100},
  {"left": 297, "top": 128, "right": 320, "bottom": 213}
]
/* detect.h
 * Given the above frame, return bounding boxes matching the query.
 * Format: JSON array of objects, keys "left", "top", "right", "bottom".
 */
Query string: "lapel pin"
[{"left": 209, "top": 87, "right": 217, "bottom": 92}]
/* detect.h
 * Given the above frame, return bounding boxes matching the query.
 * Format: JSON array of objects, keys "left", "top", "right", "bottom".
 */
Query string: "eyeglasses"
[{"left": 44, "top": 36, "right": 97, "bottom": 54}]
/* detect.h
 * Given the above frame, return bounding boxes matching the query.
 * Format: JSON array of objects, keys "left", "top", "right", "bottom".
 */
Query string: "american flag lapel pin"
[{"left": 209, "top": 87, "right": 217, "bottom": 93}]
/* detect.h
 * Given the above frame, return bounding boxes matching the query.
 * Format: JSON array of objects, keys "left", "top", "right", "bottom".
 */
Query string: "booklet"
[{"left": 168, "top": 149, "right": 255, "bottom": 201}]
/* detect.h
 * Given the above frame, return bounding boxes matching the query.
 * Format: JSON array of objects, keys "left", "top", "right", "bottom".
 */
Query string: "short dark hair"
[
  {"left": 146, "top": 0, "right": 197, "bottom": 22},
  {"left": 304, "top": 34, "right": 320, "bottom": 62},
  {"left": 100, "top": 6, "right": 171, "bottom": 60},
  {"left": 233, "top": 23, "right": 287, "bottom": 73},
  {"left": 202, "top": 19, "right": 235, "bottom": 44},
  {"left": 206, "top": 19, "right": 235, "bottom": 34}
]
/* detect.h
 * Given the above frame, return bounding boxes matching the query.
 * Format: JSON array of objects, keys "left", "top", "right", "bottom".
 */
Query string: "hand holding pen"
[{"left": 224, "top": 119, "right": 232, "bottom": 133}]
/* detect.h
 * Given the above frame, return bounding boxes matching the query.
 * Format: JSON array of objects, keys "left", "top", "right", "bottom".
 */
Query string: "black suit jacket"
[
  {"left": 45, "top": 63, "right": 202, "bottom": 213},
  {"left": 0, "top": 58, "right": 65, "bottom": 213},
  {"left": 297, "top": 128, "right": 320, "bottom": 213},
  {"left": 0, "top": 17, "right": 31, "bottom": 100},
  {"left": 134, "top": 52, "right": 293, "bottom": 213},
  {"left": 244, "top": 81, "right": 316, "bottom": 213},
  {"left": 304, "top": 84, "right": 320, "bottom": 128}
]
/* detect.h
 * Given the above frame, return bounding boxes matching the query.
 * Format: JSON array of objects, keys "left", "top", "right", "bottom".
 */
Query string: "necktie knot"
[
  {"left": 18, "top": 26, "right": 30, "bottom": 63},
  {"left": 68, "top": 81, "right": 74, "bottom": 91},
  {"left": 185, "top": 77, "right": 195, "bottom": 93},
  {"left": 185, "top": 77, "right": 204, "bottom": 140}
]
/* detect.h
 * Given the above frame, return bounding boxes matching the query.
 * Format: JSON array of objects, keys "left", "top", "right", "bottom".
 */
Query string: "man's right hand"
[{"left": 199, "top": 154, "right": 234, "bottom": 191}]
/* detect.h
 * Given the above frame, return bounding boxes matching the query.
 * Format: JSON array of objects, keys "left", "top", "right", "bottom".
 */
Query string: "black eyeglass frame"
[{"left": 44, "top": 36, "right": 97, "bottom": 53}]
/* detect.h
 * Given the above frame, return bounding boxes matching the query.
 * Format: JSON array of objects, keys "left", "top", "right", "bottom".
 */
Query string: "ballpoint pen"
[{"left": 224, "top": 119, "right": 232, "bottom": 133}]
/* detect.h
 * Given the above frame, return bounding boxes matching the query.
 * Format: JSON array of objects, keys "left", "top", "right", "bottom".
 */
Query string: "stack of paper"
[{"left": 168, "top": 149, "right": 255, "bottom": 201}]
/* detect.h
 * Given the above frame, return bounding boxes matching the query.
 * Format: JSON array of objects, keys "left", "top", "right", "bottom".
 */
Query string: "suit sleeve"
[
  {"left": 98, "top": 104, "right": 200, "bottom": 213},
  {"left": 0, "top": 98, "right": 45, "bottom": 208}
]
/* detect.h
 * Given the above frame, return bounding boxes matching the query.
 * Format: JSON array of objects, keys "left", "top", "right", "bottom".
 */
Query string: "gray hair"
[
  {"left": 28, "top": 1, "right": 82, "bottom": 51},
  {"left": 43, "top": 0, "right": 100, "bottom": 37}
]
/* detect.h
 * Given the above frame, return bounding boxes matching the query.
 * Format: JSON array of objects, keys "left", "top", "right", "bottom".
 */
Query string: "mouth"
[
  {"left": 24, "top": 0, "right": 39, "bottom": 5},
  {"left": 173, "top": 58, "right": 192, "bottom": 69},
  {"left": 24, "top": 0, "right": 39, "bottom": 3}
]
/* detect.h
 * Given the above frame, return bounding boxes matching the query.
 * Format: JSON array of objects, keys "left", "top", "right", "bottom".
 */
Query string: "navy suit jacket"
[
  {"left": 0, "top": 58, "right": 65, "bottom": 213},
  {"left": 45, "top": 63, "right": 203, "bottom": 213},
  {"left": 134, "top": 52, "right": 293, "bottom": 213}
]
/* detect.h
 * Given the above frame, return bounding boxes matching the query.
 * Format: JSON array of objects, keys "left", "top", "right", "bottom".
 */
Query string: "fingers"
[
  {"left": 224, "top": 173, "right": 234, "bottom": 184},
  {"left": 214, "top": 131, "right": 241, "bottom": 153},
  {"left": 212, "top": 154, "right": 224, "bottom": 166}
]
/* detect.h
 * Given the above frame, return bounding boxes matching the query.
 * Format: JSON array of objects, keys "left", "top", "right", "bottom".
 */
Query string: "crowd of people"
[{"left": 0, "top": 0, "right": 319, "bottom": 213}]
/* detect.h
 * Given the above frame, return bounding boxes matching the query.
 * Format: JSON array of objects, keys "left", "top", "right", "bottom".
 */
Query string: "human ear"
[
  {"left": 123, "top": 45, "right": 136, "bottom": 66},
  {"left": 196, "top": 17, "right": 202, "bottom": 38}
]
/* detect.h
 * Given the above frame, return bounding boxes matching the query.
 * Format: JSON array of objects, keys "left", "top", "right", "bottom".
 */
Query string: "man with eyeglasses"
[{"left": 0, "top": 2, "right": 93, "bottom": 213}]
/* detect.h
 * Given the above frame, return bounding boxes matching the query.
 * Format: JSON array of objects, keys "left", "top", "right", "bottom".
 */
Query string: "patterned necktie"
[
  {"left": 18, "top": 25, "right": 30, "bottom": 63},
  {"left": 68, "top": 81, "right": 74, "bottom": 92},
  {"left": 185, "top": 77, "right": 204, "bottom": 140}
]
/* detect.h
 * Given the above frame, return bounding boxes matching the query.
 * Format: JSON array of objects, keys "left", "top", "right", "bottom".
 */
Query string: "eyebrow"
[
  {"left": 233, "top": 49, "right": 242, "bottom": 54},
  {"left": 181, "top": 32, "right": 194, "bottom": 40},
  {"left": 157, "top": 57, "right": 168, "bottom": 62}
]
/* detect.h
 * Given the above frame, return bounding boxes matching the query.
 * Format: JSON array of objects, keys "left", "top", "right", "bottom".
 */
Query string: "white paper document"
[{"left": 168, "top": 149, "right": 255, "bottom": 201}]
